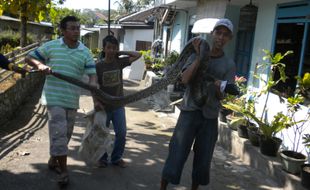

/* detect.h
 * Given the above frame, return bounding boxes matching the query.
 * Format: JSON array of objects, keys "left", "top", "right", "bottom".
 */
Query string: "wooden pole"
[{"left": 108, "top": 0, "right": 111, "bottom": 35}]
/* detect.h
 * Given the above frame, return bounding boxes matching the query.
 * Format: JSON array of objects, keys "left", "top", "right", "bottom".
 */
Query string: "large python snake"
[{"left": 51, "top": 38, "right": 211, "bottom": 106}]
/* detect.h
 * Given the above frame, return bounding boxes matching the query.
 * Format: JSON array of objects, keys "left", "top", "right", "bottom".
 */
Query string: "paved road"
[{"left": 0, "top": 79, "right": 282, "bottom": 190}]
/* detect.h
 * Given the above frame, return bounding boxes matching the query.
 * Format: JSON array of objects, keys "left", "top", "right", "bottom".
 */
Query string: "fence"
[
  {"left": 0, "top": 41, "right": 47, "bottom": 126},
  {"left": 0, "top": 41, "right": 46, "bottom": 83}
]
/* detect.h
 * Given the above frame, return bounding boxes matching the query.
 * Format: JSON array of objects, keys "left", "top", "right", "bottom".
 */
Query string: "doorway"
[{"left": 272, "top": 1, "right": 310, "bottom": 97}]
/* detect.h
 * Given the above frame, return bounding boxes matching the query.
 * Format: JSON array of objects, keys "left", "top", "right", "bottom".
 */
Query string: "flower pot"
[
  {"left": 247, "top": 127, "right": 260, "bottom": 147},
  {"left": 259, "top": 136, "right": 282, "bottom": 157},
  {"left": 237, "top": 124, "right": 249, "bottom": 139},
  {"left": 280, "top": 150, "right": 307, "bottom": 174},
  {"left": 301, "top": 164, "right": 310, "bottom": 189}
]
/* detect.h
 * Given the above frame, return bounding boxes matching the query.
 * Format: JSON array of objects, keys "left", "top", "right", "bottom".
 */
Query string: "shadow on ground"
[{"left": 0, "top": 79, "right": 285, "bottom": 190}]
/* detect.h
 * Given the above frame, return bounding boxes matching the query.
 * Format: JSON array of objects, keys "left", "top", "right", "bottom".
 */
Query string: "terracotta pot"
[{"left": 280, "top": 150, "right": 307, "bottom": 174}]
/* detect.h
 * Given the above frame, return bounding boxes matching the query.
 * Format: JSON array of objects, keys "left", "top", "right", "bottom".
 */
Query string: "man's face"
[
  {"left": 211, "top": 26, "right": 232, "bottom": 50},
  {"left": 62, "top": 21, "right": 80, "bottom": 42}
]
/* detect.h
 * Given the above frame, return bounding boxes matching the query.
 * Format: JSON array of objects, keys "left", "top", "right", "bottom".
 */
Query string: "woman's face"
[{"left": 103, "top": 42, "right": 118, "bottom": 58}]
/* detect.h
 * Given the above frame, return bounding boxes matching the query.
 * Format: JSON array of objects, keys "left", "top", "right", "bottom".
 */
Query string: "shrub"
[
  {"left": 164, "top": 50, "right": 179, "bottom": 66},
  {"left": 0, "top": 30, "right": 35, "bottom": 49},
  {"left": 91, "top": 48, "right": 101, "bottom": 59}
]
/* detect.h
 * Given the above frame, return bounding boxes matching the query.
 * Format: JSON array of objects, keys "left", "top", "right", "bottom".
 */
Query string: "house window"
[
  {"left": 272, "top": 1, "right": 310, "bottom": 100},
  {"left": 135, "top": 40, "right": 152, "bottom": 51}
]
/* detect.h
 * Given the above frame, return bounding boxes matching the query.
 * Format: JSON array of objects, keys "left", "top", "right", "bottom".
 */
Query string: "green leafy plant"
[
  {"left": 295, "top": 72, "right": 310, "bottom": 105},
  {"left": 303, "top": 134, "right": 310, "bottom": 149},
  {"left": 91, "top": 48, "right": 101, "bottom": 59},
  {"left": 222, "top": 76, "right": 255, "bottom": 127},
  {"left": 164, "top": 50, "right": 179, "bottom": 66},
  {"left": 151, "top": 59, "right": 165, "bottom": 72},
  {"left": 224, "top": 50, "right": 297, "bottom": 140},
  {"left": 284, "top": 94, "right": 309, "bottom": 152},
  {"left": 140, "top": 50, "right": 153, "bottom": 69}
]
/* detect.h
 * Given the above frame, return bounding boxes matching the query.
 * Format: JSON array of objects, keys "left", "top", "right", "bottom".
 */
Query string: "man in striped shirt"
[{"left": 25, "top": 16, "right": 97, "bottom": 186}]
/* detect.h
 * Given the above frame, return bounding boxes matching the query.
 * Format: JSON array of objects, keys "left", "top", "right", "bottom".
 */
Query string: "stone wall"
[{"left": 0, "top": 73, "right": 44, "bottom": 126}]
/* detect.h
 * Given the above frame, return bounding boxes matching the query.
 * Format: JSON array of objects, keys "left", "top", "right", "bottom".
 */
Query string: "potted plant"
[
  {"left": 230, "top": 115, "right": 249, "bottom": 138},
  {"left": 223, "top": 98, "right": 253, "bottom": 139},
  {"left": 279, "top": 95, "right": 309, "bottom": 174},
  {"left": 250, "top": 50, "right": 299, "bottom": 157},
  {"left": 140, "top": 50, "right": 153, "bottom": 70},
  {"left": 303, "top": 134, "right": 310, "bottom": 163},
  {"left": 247, "top": 122, "right": 260, "bottom": 146},
  {"left": 222, "top": 76, "right": 249, "bottom": 128},
  {"left": 223, "top": 76, "right": 262, "bottom": 143},
  {"left": 224, "top": 50, "right": 293, "bottom": 156},
  {"left": 279, "top": 72, "right": 310, "bottom": 174},
  {"left": 301, "top": 134, "right": 310, "bottom": 189},
  {"left": 296, "top": 72, "right": 310, "bottom": 103}
]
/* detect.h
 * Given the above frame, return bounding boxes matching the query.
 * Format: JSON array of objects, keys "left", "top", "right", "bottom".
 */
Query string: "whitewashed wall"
[
  {"left": 170, "top": 11, "right": 189, "bottom": 53},
  {"left": 248, "top": 0, "right": 309, "bottom": 156},
  {"left": 122, "top": 29, "right": 154, "bottom": 51},
  {"left": 122, "top": 29, "right": 154, "bottom": 81}
]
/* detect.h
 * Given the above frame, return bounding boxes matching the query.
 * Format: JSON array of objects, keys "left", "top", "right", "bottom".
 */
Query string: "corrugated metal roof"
[
  {"left": 0, "top": 15, "right": 53, "bottom": 28},
  {"left": 117, "top": 6, "right": 166, "bottom": 26}
]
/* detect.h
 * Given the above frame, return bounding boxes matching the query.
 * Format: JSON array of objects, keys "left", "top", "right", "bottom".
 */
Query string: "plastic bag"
[{"left": 78, "top": 110, "right": 113, "bottom": 166}]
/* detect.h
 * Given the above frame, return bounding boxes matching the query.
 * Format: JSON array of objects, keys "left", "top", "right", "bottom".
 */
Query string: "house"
[
  {"left": 82, "top": 7, "right": 158, "bottom": 51},
  {"left": 82, "top": 8, "right": 160, "bottom": 80},
  {"left": 152, "top": 0, "right": 310, "bottom": 155}
]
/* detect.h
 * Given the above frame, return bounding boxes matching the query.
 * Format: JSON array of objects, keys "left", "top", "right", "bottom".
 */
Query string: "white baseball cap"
[{"left": 213, "top": 18, "right": 233, "bottom": 33}]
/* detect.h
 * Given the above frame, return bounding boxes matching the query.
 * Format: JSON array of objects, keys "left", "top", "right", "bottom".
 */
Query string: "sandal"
[
  {"left": 48, "top": 158, "right": 61, "bottom": 174},
  {"left": 112, "top": 159, "right": 128, "bottom": 168},
  {"left": 58, "top": 173, "right": 69, "bottom": 186}
]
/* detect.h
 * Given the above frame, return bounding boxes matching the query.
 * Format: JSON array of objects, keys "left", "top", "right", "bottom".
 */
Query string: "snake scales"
[{"left": 51, "top": 38, "right": 211, "bottom": 106}]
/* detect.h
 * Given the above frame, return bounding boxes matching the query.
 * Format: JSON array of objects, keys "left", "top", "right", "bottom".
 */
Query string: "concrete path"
[{"left": 0, "top": 79, "right": 283, "bottom": 190}]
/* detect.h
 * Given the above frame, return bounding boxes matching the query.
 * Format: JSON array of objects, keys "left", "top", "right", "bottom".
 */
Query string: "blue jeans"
[
  {"left": 100, "top": 107, "right": 127, "bottom": 163},
  {"left": 161, "top": 110, "right": 218, "bottom": 186}
]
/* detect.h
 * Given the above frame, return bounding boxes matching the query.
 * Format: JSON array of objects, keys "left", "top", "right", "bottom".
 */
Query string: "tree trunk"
[{"left": 20, "top": 3, "right": 28, "bottom": 47}]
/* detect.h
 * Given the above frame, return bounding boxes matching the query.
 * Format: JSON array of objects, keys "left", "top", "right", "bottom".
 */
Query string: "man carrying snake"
[
  {"left": 160, "top": 18, "right": 238, "bottom": 190},
  {"left": 25, "top": 15, "right": 97, "bottom": 187}
]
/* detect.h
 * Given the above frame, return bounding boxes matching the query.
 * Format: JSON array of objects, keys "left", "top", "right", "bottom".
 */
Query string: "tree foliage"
[
  {"left": 46, "top": 7, "right": 111, "bottom": 29},
  {"left": 114, "top": 0, "right": 154, "bottom": 15}
]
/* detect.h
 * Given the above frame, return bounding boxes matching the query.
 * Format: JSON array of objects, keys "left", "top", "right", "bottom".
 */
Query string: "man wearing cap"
[{"left": 160, "top": 18, "right": 236, "bottom": 190}]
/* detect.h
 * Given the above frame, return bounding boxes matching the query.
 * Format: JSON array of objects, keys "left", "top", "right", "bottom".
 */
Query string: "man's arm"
[
  {"left": 88, "top": 73, "right": 103, "bottom": 111},
  {"left": 25, "top": 55, "right": 51, "bottom": 73},
  {"left": 118, "top": 51, "right": 142, "bottom": 63},
  {"left": 181, "top": 38, "right": 202, "bottom": 85}
]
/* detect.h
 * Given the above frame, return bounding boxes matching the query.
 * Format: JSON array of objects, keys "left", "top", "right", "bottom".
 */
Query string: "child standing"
[{"left": 95, "top": 35, "right": 141, "bottom": 168}]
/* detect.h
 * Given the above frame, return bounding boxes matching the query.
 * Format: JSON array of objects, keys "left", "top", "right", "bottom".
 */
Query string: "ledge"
[{"left": 217, "top": 121, "right": 307, "bottom": 190}]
